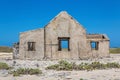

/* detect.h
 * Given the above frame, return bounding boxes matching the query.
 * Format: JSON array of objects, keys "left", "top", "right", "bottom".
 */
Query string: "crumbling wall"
[
  {"left": 98, "top": 40, "right": 109, "bottom": 57},
  {"left": 19, "top": 29, "right": 44, "bottom": 60},
  {"left": 13, "top": 42, "right": 19, "bottom": 59},
  {"left": 87, "top": 36, "right": 110, "bottom": 58},
  {"left": 45, "top": 11, "right": 89, "bottom": 59}
]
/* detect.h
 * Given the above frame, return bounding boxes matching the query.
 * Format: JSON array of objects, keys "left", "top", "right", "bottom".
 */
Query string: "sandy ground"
[
  {"left": 0, "top": 52, "right": 12, "bottom": 59},
  {"left": 0, "top": 54, "right": 120, "bottom": 80}
]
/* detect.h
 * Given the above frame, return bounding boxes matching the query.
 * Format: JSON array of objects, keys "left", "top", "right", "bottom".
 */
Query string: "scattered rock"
[{"left": 0, "top": 54, "right": 120, "bottom": 80}]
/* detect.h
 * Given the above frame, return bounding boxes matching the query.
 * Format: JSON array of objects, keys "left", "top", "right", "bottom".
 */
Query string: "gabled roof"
[
  {"left": 44, "top": 11, "right": 86, "bottom": 30},
  {"left": 20, "top": 11, "right": 86, "bottom": 34}
]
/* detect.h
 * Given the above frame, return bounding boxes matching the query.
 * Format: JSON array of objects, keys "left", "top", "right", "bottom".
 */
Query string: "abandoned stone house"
[{"left": 16, "top": 11, "right": 110, "bottom": 60}]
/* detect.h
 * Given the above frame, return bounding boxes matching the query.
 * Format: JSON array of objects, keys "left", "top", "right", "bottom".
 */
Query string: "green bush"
[
  {"left": 0, "top": 62, "right": 11, "bottom": 70},
  {"left": 12, "top": 68, "right": 42, "bottom": 76},
  {"left": 46, "top": 64, "right": 59, "bottom": 70},
  {"left": 58, "top": 60, "right": 72, "bottom": 70},
  {"left": 78, "top": 63, "right": 92, "bottom": 71},
  {"left": 29, "top": 68, "right": 42, "bottom": 75},
  {"left": 89, "top": 62, "right": 106, "bottom": 70},
  {"left": 13, "top": 71, "right": 20, "bottom": 76},
  {"left": 106, "top": 62, "right": 120, "bottom": 68},
  {"left": 80, "top": 78, "right": 84, "bottom": 80},
  {"left": 46, "top": 60, "right": 74, "bottom": 71},
  {"left": 46, "top": 60, "right": 120, "bottom": 71}
]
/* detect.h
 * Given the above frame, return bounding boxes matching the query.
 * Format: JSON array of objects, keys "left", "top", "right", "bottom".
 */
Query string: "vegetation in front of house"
[
  {"left": 46, "top": 60, "right": 120, "bottom": 71},
  {"left": 0, "top": 62, "right": 42, "bottom": 76},
  {"left": 0, "top": 62, "right": 11, "bottom": 70},
  {"left": 80, "top": 78, "right": 84, "bottom": 80},
  {"left": 110, "top": 48, "right": 120, "bottom": 53},
  {"left": 11, "top": 68, "right": 42, "bottom": 76},
  {"left": 0, "top": 46, "right": 12, "bottom": 53}
]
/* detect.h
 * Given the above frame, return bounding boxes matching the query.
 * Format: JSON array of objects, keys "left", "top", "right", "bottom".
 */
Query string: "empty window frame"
[
  {"left": 61, "top": 40, "right": 69, "bottom": 49},
  {"left": 58, "top": 37, "right": 70, "bottom": 51},
  {"left": 28, "top": 42, "right": 36, "bottom": 51},
  {"left": 91, "top": 41, "right": 99, "bottom": 50}
]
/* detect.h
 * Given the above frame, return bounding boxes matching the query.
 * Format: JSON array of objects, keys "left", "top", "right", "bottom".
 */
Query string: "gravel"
[{"left": 0, "top": 54, "right": 120, "bottom": 80}]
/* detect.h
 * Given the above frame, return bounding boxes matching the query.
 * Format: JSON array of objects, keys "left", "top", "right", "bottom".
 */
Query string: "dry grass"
[
  {"left": 0, "top": 46, "right": 12, "bottom": 53},
  {"left": 110, "top": 48, "right": 120, "bottom": 54}
]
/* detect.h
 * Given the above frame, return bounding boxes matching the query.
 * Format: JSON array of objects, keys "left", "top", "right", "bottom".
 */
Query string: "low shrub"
[
  {"left": 106, "top": 62, "right": 120, "bottom": 68},
  {"left": 46, "top": 60, "right": 74, "bottom": 71},
  {"left": 46, "top": 60, "right": 120, "bottom": 71},
  {"left": 89, "top": 62, "right": 106, "bottom": 70},
  {"left": 29, "top": 68, "right": 41, "bottom": 75},
  {"left": 80, "top": 78, "right": 84, "bottom": 80},
  {"left": 12, "top": 68, "right": 42, "bottom": 76},
  {"left": 46, "top": 64, "right": 59, "bottom": 70},
  {"left": 58, "top": 60, "right": 73, "bottom": 70},
  {"left": 0, "top": 62, "right": 11, "bottom": 70},
  {"left": 78, "top": 63, "right": 91, "bottom": 70}
]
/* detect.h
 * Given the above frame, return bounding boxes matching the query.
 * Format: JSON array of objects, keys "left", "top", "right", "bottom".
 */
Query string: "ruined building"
[{"left": 17, "top": 11, "right": 109, "bottom": 60}]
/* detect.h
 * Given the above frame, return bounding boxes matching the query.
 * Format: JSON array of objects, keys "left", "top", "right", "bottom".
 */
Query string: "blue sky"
[{"left": 0, "top": 0, "right": 120, "bottom": 47}]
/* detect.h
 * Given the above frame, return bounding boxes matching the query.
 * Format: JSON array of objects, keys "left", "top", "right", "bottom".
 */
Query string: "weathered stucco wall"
[
  {"left": 45, "top": 11, "right": 89, "bottom": 59},
  {"left": 19, "top": 29, "right": 44, "bottom": 60},
  {"left": 98, "top": 40, "right": 109, "bottom": 57},
  {"left": 87, "top": 39, "right": 110, "bottom": 58}
]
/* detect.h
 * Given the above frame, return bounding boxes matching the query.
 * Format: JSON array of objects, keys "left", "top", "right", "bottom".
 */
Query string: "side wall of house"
[
  {"left": 19, "top": 29, "right": 44, "bottom": 60},
  {"left": 87, "top": 39, "right": 109, "bottom": 58},
  {"left": 98, "top": 40, "right": 109, "bottom": 57},
  {"left": 45, "top": 12, "right": 89, "bottom": 59}
]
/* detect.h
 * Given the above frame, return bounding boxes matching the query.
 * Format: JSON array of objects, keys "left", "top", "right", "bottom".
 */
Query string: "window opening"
[
  {"left": 91, "top": 41, "right": 99, "bottom": 50},
  {"left": 58, "top": 37, "right": 70, "bottom": 51},
  {"left": 28, "top": 42, "right": 36, "bottom": 51}
]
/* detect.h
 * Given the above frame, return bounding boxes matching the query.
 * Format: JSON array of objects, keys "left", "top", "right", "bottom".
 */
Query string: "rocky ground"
[{"left": 0, "top": 54, "right": 120, "bottom": 80}]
